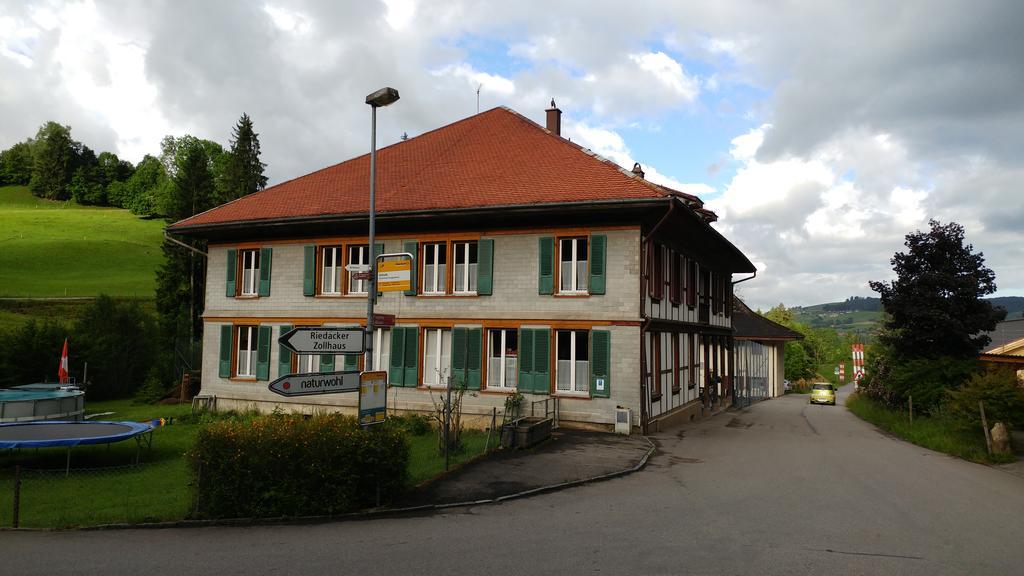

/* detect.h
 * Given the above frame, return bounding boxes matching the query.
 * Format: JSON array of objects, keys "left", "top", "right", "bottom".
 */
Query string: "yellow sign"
[{"left": 377, "top": 259, "right": 412, "bottom": 292}]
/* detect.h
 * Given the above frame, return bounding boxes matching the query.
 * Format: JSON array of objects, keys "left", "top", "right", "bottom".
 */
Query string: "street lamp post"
[{"left": 364, "top": 87, "right": 400, "bottom": 372}]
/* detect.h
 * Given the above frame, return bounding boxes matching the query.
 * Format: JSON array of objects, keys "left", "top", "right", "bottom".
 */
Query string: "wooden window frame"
[
  {"left": 555, "top": 236, "right": 590, "bottom": 296},
  {"left": 671, "top": 333, "right": 681, "bottom": 393},
  {"left": 451, "top": 240, "right": 479, "bottom": 296},
  {"left": 234, "top": 324, "right": 257, "bottom": 379},
  {"left": 421, "top": 326, "right": 452, "bottom": 388},
  {"left": 237, "top": 249, "right": 260, "bottom": 297},
  {"left": 650, "top": 332, "right": 662, "bottom": 401},
  {"left": 686, "top": 259, "right": 698, "bottom": 308},
  {"left": 669, "top": 250, "right": 681, "bottom": 306},
  {"left": 484, "top": 328, "right": 518, "bottom": 391},
  {"left": 688, "top": 333, "right": 699, "bottom": 388},
  {"left": 554, "top": 328, "right": 590, "bottom": 396}
]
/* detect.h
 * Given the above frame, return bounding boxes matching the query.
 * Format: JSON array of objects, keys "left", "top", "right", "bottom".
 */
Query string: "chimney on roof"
[
  {"left": 632, "top": 162, "right": 645, "bottom": 179},
  {"left": 545, "top": 99, "right": 562, "bottom": 136}
]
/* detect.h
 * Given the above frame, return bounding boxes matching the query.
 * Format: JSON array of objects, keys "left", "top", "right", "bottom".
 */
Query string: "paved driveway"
[{"left": 4, "top": 385, "right": 1023, "bottom": 575}]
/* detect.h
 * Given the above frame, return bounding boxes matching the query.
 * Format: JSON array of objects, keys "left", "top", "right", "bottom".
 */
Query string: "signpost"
[
  {"left": 279, "top": 327, "right": 365, "bottom": 355},
  {"left": 268, "top": 371, "right": 360, "bottom": 397},
  {"left": 359, "top": 371, "right": 388, "bottom": 426},
  {"left": 377, "top": 259, "right": 411, "bottom": 292},
  {"left": 372, "top": 313, "right": 396, "bottom": 327}
]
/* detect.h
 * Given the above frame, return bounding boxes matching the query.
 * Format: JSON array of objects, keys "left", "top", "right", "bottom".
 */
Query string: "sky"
[{"left": 1, "top": 0, "right": 1022, "bottom": 310}]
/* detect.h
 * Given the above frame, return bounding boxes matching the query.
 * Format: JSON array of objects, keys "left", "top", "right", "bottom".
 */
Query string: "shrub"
[
  {"left": 188, "top": 413, "right": 409, "bottom": 519},
  {"left": 859, "top": 342, "right": 977, "bottom": 414},
  {"left": 946, "top": 368, "right": 1024, "bottom": 429},
  {"left": 389, "top": 413, "right": 432, "bottom": 436}
]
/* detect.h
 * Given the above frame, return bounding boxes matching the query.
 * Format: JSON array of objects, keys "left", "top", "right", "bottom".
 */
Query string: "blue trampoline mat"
[{"left": 0, "top": 421, "right": 154, "bottom": 449}]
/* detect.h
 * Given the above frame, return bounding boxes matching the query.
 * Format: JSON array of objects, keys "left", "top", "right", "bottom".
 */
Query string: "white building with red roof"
[{"left": 169, "top": 103, "right": 755, "bottom": 432}]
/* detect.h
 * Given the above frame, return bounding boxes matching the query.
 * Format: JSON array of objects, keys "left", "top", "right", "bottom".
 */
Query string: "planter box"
[
  {"left": 500, "top": 422, "right": 518, "bottom": 449},
  {"left": 514, "top": 416, "right": 553, "bottom": 449}
]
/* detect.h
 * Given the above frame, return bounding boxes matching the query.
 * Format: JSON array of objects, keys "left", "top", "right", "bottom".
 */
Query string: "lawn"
[
  {"left": 846, "top": 393, "right": 1013, "bottom": 465},
  {"left": 0, "top": 185, "right": 165, "bottom": 298},
  {"left": 0, "top": 399, "right": 497, "bottom": 528}
]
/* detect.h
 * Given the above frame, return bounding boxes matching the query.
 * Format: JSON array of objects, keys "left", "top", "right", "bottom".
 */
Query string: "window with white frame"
[
  {"left": 347, "top": 244, "right": 370, "bottom": 295},
  {"left": 240, "top": 249, "right": 260, "bottom": 296},
  {"left": 556, "top": 330, "right": 589, "bottom": 394},
  {"left": 487, "top": 329, "right": 518, "bottom": 389},
  {"left": 452, "top": 241, "right": 478, "bottom": 294},
  {"left": 320, "top": 246, "right": 342, "bottom": 295},
  {"left": 422, "top": 328, "right": 452, "bottom": 386},
  {"left": 297, "top": 354, "right": 320, "bottom": 374},
  {"left": 372, "top": 328, "right": 391, "bottom": 372},
  {"left": 236, "top": 325, "right": 257, "bottom": 377},
  {"left": 422, "top": 242, "right": 447, "bottom": 295},
  {"left": 559, "top": 237, "right": 588, "bottom": 293}
]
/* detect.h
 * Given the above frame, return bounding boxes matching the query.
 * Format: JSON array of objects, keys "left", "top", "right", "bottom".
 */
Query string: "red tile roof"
[{"left": 170, "top": 106, "right": 710, "bottom": 230}]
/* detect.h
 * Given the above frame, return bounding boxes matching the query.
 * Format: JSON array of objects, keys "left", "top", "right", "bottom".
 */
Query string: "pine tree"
[{"left": 221, "top": 113, "right": 268, "bottom": 202}]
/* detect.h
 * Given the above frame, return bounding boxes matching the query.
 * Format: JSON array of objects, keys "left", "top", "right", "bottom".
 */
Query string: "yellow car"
[{"left": 810, "top": 383, "right": 836, "bottom": 405}]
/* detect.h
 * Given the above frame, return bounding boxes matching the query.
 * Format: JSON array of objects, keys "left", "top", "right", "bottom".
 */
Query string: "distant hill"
[{"left": 790, "top": 296, "right": 1024, "bottom": 335}]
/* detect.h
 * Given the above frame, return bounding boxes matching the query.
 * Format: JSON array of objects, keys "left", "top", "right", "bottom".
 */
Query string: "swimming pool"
[{"left": 0, "top": 385, "right": 85, "bottom": 423}]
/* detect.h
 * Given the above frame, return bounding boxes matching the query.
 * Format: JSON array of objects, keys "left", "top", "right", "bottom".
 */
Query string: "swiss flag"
[{"left": 58, "top": 338, "right": 69, "bottom": 384}]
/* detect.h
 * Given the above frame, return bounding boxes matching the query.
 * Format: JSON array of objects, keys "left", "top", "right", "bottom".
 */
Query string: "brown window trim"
[
  {"left": 686, "top": 259, "right": 698, "bottom": 309},
  {"left": 650, "top": 332, "right": 663, "bottom": 401},
  {"left": 234, "top": 248, "right": 263, "bottom": 298},
  {"left": 669, "top": 251, "right": 681, "bottom": 306},
  {"left": 415, "top": 237, "right": 484, "bottom": 297},
  {"left": 671, "top": 333, "right": 681, "bottom": 393},
  {"left": 554, "top": 235, "right": 591, "bottom": 296}
]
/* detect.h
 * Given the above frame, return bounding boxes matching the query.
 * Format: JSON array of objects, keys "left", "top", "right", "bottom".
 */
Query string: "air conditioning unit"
[{"left": 614, "top": 407, "right": 632, "bottom": 435}]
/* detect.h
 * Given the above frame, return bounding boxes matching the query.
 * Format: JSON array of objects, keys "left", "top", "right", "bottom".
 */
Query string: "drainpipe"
[{"left": 638, "top": 199, "right": 675, "bottom": 434}]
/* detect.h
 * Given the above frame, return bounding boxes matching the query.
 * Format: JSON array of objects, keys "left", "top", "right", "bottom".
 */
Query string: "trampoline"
[{"left": 0, "top": 420, "right": 155, "bottom": 473}]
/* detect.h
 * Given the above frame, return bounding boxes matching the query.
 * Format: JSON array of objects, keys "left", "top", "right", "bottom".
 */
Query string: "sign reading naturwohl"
[
  {"left": 279, "top": 327, "right": 364, "bottom": 355},
  {"left": 268, "top": 371, "right": 361, "bottom": 397},
  {"left": 359, "top": 371, "right": 388, "bottom": 427},
  {"left": 377, "top": 259, "right": 411, "bottom": 292}
]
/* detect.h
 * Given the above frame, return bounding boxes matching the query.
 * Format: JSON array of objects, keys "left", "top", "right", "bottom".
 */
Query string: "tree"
[
  {"left": 97, "top": 151, "right": 134, "bottom": 187},
  {"left": 869, "top": 220, "right": 1005, "bottom": 360},
  {"left": 73, "top": 295, "right": 156, "bottom": 399},
  {"left": 68, "top": 145, "right": 106, "bottom": 205},
  {"left": 0, "top": 140, "right": 34, "bottom": 185},
  {"left": 29, "top": 121, "right": 75, "bottom": 200},
  {"left": 219, "top": 113, "right": 268, "bottom": 202},
  {"left": 110, "top": 154, "right": 167, "bottom": 214}
]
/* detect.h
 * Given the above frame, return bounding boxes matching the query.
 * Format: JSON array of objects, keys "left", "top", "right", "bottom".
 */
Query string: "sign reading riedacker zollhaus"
[
  {"left": 377, "top": 259, "right": 411, "bottom": 292},
  {"left": 268, "top": 371, "right": 361, "bottom": 397},
  {"left": 278, "top": 327, "right": 364, "bottom": 355}
]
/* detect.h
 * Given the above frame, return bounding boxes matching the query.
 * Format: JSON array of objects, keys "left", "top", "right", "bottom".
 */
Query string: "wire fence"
[{"left": 1, "top": 460, "right": 192, "bottom": 529}]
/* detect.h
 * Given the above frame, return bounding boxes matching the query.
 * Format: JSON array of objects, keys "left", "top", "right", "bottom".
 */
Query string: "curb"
[{"left": 5, "top": 436, "right": 657, "bottom": 532}]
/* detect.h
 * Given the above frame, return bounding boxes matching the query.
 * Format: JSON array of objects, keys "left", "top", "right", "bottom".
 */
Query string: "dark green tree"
[
  {"left": 0, "top": 320, "right": 68, "bottom": 388},
  {"left": 219, "top": 113, "right": 268, "bottom": 202},
  {"left": 110, "top": 154, "right": 167, "bottom": 214},
  {"left": 0, "top": 140, "right": 34, "bottom": 185},
  {"left": 29, "top": 121, "right": 75, "bottom": 200},
  {"left": 68, "top": 145, "right": 107, "bottom": 205},
  {"left": 869, "top": 220, "right": 1005, "bottom": 359},
  {"left": 97, "top": 151, "right": 134, "bottom": 187},
  {"left": 73, "top": 295, "right": 156, "bottom": 399}
]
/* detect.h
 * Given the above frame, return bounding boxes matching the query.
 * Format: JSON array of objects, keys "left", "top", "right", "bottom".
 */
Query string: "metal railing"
[{"left": 529, "top": 397, "right": 559, "bottom": 429}]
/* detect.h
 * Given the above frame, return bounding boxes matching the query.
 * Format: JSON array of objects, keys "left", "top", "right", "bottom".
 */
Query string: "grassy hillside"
[
  {"left": 0, "top": 185, "right": 165, "bottom": 298},
  {"left": 791, "top": 296, "right": 1024, "bottom": 335}
]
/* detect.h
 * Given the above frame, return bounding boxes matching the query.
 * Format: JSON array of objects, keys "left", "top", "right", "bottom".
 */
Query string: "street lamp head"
[{"left": 366, "top": 87, "right": 400, "bottom": 108}]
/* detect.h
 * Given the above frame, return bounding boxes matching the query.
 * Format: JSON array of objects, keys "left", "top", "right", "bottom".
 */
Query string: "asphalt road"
[{"left": 4, "top": 385, "right": 1023, "bottom": 575}]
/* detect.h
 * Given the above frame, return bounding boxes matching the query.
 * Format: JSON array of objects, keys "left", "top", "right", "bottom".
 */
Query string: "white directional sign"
[
  {"left": 268, "top": 371, "right": 360, "bottom": 397},
  {"left": 279, "top": 327, "right": 364, "bottom": 355}
]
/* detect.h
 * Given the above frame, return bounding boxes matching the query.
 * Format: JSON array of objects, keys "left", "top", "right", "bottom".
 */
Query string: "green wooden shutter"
[
  {"left": 255, "top": 325, "right": 272, "bottom": 381},
  {"left": 219, "top": 325, "right": 232, "bottom": 377},
  {"left": 344, "top": 353, "right": 358, "bottom": 371},
  {"left": 389, "top": 327, "right": 405, "bottom": 386},
  {"left": 303, "top": 245, "right": 316, "bottom": 296},
  {"left": 225, "top": 249, "right": 237, "bottom": 297},
  {"left": 538, "top": 237, "right": 554, "bottom": 295},
  {"left": 451, "top": 327, "right": 467, "bottom": 388},
  {"left": 403, "top": 241, "right": 418, "bottom": 296},
  {"left": 589, "top": 234, "right": 606, "bottom": 295},
  {"left": 466, "top": 327, "right": 482, "bottom": 390},
  {"left": 590, "top": 330, "right": 611, "bottom": 398},
  {"left": 258, "top": 247, "right": 272, "bottom": 297},
  {"left": 533, "top": 329, "right": 550, "bottom": 394},
  {"left": 477, "top": 239, "right": 493, "bottom": 295},
  {"left": 320, "top": 351, "right": 335, "bottom": 372},
  {"left": 278, "top": 325, "right": 292, "bottom": 377},
  {"left": 403, "top": 326, "right": 418, "bottom": 386},
  {"left": 518, "top": 328, "right": 533, "bottom": 393}
]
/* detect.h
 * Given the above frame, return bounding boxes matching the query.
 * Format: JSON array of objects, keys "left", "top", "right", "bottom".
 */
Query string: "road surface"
[{"left": 4, "top": 385, "right": 1022, "bottom": 575}]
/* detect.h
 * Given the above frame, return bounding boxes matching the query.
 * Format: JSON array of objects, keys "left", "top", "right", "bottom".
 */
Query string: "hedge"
[{"left": 188, "top": 413, "right": 409, "bottom": 519}]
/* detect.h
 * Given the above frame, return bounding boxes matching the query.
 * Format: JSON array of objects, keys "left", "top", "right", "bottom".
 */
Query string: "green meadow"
[{"left": 0, "top": 185, "right": 165, "bottom": 299}]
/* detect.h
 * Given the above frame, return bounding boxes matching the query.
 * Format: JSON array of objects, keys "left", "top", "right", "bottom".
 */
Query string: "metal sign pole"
[{"left": 366, "top": 104, "right": 377, "bottom": 372}]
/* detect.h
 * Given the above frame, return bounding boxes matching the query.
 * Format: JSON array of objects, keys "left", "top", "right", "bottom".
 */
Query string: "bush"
[
  {"left": 74, "top": 295, "right": 156, "bottom": 399},
  {"left": 188, "top": 413, "right": 409, "bottom": 518},
  {"left": 389, "top": 413, "right": 432, "bottom": 436},
  {"left": 859, "top": 343, "right": 977, "bottom": 414},
  {"left": 946, "top": 368, "right": 1024, "bottom": 429}
]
